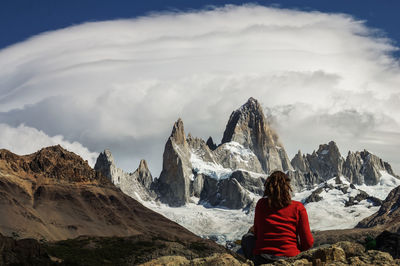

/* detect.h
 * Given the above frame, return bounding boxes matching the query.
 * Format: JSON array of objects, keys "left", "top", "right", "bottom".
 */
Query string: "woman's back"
[{"left": 253, "top": 198, "right": 313, "bottom": 257}]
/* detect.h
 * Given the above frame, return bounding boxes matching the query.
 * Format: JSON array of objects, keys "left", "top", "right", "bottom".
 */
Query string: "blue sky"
[
  {"left": 1, "top": 1, "right": 400, "bottom": 175},
  {"left": 1, "top": 0, "right": 400, "bottom": 55}
]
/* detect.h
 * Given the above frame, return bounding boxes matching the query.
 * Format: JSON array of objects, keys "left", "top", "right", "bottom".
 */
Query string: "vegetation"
[{"left": 44, "top": 236, "right": 167, "bottom": 265}]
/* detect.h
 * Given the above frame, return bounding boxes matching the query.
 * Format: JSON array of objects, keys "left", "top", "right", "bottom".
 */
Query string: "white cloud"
[
  {"left": 0, "top": 4, "right": 399, "bottom": 175},
  {"left": 0, "top": 124, "right": 98, "bottom": 167}
]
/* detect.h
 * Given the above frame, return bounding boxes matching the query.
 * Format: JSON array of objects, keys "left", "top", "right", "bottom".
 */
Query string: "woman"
[{"left": 243, "top": 171, "right": 313, "bottom": 264}]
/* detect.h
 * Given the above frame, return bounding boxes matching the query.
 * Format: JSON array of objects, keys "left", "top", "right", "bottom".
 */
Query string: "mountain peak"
[
  {"left": 221, "top": 97, "right": 267, "bottom": 145},
  {"left": 94, "top": 150, "right": 116, "bottom": 180},
  {"left": 135, "top": 159, "right": 153, "bottom": 189},
  {"left": 221, "top": 97, "right": 292, "bottom": 173},
  {"left": 170, "top": 118, "right": 186, "bottom": 145},
  {"left": 240, "top": 97, "right": 262, "bottom": 112}
]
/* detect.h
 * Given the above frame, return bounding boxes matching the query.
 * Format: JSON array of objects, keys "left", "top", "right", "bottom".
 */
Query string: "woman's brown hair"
[{"left": 264, "top": 170, "right": 292, "bottom": 209}]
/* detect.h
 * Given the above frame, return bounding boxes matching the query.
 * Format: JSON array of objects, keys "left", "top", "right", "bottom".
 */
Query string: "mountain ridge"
[
  {"left": 99, "top": 98, "right": 399, "bottom": 211},
  {"left": 0, "top": 145, "right": 217, "bottom": 245}
]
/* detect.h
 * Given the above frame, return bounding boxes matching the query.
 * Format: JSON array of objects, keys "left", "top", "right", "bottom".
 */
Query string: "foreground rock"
[
  {"left": 140, "top": 253, "right": 248, "bottom": 266},
  {"left": 264, "top": 241, "right": 399, "bottom": 265},
  {"left": 0, "top": 233, "right": 234, "bottom": 265},
  {"left": 0, "top": 233, "right": 53, "bottom": 266}
]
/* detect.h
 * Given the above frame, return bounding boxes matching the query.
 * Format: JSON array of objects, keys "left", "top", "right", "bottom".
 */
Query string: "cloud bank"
[{"left": 1, "top": 5, "right": 399, "bottom": 175}]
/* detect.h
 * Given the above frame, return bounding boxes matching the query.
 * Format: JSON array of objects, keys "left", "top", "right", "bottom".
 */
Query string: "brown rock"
[{"left": 140, "top": 253, "right": 248, "bottom": 266}]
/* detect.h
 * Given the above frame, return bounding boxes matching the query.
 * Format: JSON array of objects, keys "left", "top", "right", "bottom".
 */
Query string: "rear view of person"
[{"left": 242, "top": 171, "right": 313, "bottom": 265}]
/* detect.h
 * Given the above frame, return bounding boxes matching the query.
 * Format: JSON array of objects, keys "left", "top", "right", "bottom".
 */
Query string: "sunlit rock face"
[{"left": 222, "top": 97, "right": 293, "bottom": 174}]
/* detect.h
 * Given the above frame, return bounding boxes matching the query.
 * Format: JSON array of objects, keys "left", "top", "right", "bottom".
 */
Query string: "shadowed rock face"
[
  {"left": 221, "top": 97, "right": 293, "bottom": 173},
  {"left": 0, "top": 233, "right": 53, "bottom": 266},
  {"left": 306, "top": 141, "right": 344, "bottom": 181}
]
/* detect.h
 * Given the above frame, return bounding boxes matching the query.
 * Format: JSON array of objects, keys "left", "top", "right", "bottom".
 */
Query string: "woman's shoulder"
[
  {"left": 255, "top": 197, "right": 268, "bottom": 209},
  {"left": 290, "top": 200, "right": 306, "bottom": 209}
]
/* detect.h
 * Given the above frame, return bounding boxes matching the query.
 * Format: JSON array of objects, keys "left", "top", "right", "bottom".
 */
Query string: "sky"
[{"left": 1, "top": 1, "right": 400, "bottom": 176}]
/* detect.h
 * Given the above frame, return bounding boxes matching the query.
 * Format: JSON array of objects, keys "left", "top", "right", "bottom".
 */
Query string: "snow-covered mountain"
[{"left": 94, "top": 97, "right": 400, "bottom": 245}]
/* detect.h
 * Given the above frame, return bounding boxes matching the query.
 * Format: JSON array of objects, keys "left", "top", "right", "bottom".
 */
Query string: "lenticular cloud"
[{"left": 0, "top": 5, "right": 399, "bottom": 174}]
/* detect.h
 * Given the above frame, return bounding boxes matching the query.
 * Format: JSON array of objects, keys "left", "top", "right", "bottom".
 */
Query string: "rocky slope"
[
  {"left": 0, "top": 145, "right": 221, "bottom": 246},
  {"left": 357, "top": 185, "right": 400, "bottom": 232}
]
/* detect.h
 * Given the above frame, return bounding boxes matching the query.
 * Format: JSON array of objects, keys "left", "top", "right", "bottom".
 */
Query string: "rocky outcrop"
[
  {"left": 200, "top": 175, "right": 252, "bottom": 210},
  {"left": 136, "top": 159, "right": 153, "bottom": 190},
  {"left": 278, "top": 241, "right": 399, "bottom": 266},
  {"left": 357, "top": 185, "right": 400, "bottom": 232},
  {"left": 94, "top": 149, "right": 125, "bottom": 185},
  {"left": 156, "top": 119, "right": 193, "bottom": 206},
  {"left": 199, "top": 171, "right": 264, "bottom": 209},
  {"left": 0, "top": 145, "right": 107, "bottom": 184},
  {"left": 343, "top": 150, "right": 397, "bottom": 185},
  {"left": 290, "top": 141, "right": 399, "bottom": 189},
  {"left": 291, "top": 150, "right": 310, "bottom": 173},
  {"left": 94, "top": 150, "right": 155, "bottom": 201},
  {"left": 221, "top": 97, "right": 292, "bottom": 174},
  {"left": 302, "top": 181, "right": 382, "bottom": 207},
  {"left": 306, "top": 141, "right": 344, "bottom": 181},
  {"left": 206, "top": 136, "right": 218, "bottom": 151},
  {"left": 288, "top": 170, "right": 324, "bottom": 192},
  {"left": 0, "top": 234, "right": 53, "bottom": 266},
  {"left": 140, "top": 253, "right": 248, "bottom": 266}
]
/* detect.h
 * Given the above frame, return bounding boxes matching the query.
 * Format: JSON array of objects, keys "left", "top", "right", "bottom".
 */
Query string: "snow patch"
[
  {"left": 189, "top": 141, "right": 263, "bottom": 180},
  {"left": 190, "top": 152, "right": 233, "bottom": 180},
  {"left": 221, "top": 142, "right": 255, "bottom": 163},
  {"left": 320, "top": 149, "right": 329, "bottom": 155}
]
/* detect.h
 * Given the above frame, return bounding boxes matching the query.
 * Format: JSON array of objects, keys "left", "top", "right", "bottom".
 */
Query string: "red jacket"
[{"left": 253, "top": 198, "right": 313, "bottom": 257}]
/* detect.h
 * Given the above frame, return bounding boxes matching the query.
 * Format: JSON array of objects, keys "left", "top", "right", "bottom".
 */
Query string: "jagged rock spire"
[
  {"left": 156, "top": 118, "right": 193, "bottom": 207},
  {"left": 206, "top": 136, "right": 217, "bottom": 150},
  {"left": 221, "top": 97, "right": 292, "bottom": 173},
  {"left": 291, "top": 150, "right": 309, "bottom": 173},
  {"left": 94, "top": 150, "right": 114, "bottom": 179},
  {"left": 94, "top": 149, "right": 125, "bottom": 185},
  {"left": 170, "top": 118, "right": 186, "bottom": 145},
  {"left": 135, "top": 159, "right": 153, "bottom": 189}
]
